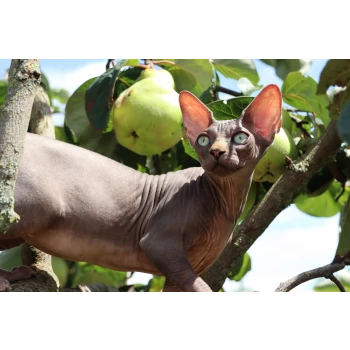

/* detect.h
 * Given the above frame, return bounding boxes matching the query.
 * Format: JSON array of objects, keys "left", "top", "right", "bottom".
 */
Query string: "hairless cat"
[{"left": 0, "top": 84, "right": 282, "bottom": 292}]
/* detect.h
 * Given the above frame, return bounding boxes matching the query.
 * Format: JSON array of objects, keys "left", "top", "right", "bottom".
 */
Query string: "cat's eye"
[
  {"left": 197, "top": 135, "right": 210, "bottom": 147},
  {"left": 232, "top": 132, "right": 249, "bottom": 144}
]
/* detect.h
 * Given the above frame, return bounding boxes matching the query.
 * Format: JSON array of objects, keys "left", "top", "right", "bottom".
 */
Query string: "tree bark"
[
  {"left": 0, "top": 59, "right": 40, "bottom": 234},
  {"left": 275, "top": 260, "right": 349, "bottom": 292},
  {"left": 204, "top": 121, "right": 342, "bottom": 291},
  {"left": 18, "top": 83, "right": 59, "bottom": 291},
  {"left": 29, "top": 84, "right": 55, "bottom": 138}
]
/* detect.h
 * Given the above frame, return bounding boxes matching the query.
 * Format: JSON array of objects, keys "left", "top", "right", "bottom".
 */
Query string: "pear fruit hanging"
[
  {"left": 253, "top": 127, "right": 298, "bottom": 183},
  {"left": 112, "top": 67, "right": 183, "bottom": 156}
]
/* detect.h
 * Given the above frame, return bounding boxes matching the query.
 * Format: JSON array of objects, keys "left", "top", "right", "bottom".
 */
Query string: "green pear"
[
  {"left": 112, "top": 68, "right": 183, "bottom": 156},
  {"left": 253, "top": 127, "right": 298, "bottom": 183}
]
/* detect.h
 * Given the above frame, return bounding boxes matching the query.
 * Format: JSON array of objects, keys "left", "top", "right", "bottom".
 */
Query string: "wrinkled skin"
[{"left": 0, "top": 85, "right": 282, "bottom": 292}]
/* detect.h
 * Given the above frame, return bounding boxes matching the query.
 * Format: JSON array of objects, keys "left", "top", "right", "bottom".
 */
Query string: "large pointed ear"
[
  {"left": 179, "top": 91, "right": 215, "bottom": 146},
  {"left": 241, "top": 84, "right": 282, "bottom": 143}
]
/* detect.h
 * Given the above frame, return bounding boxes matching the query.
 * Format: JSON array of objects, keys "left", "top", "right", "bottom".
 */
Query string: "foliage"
[{"left": 1, "top": 59, "right": 350, "bottom": 291}]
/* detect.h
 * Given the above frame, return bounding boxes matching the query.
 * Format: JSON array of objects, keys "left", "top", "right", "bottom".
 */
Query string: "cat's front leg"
[
  {"left": 0, "top": 266, "right": 37, "bottom": 292},
  {"left": 140, "top": 233, "right": 212, "bottom": 292},
  {"left": 162, "top": 278, "right": 211, "bottom": 292}
]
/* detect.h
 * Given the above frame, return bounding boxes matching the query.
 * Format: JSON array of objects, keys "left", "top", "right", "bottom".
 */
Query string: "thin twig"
[
  {"left": 327, "top": 274, "right": 346, "bottom": 292},
  {"left": 275, "top": 260, "right": 349, "bottom": 292},
  {"left": 214, "top": 86, "right": 243, "bottom": 97},
  {"left": 285, "top": 110, "right": 312, "bottom": 138},
  {"left": 284, "top": 108, "right": 310, "bottom": 114},
  {"left": 106, "top": 59, "right": 115, "bottom": 70}
]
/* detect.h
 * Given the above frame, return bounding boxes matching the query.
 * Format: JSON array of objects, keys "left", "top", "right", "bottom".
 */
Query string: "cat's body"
[{"left": 0, "top": 85, "right": 282, "bottom": 292}]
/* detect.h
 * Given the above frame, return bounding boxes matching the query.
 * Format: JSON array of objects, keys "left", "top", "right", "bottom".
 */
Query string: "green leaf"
[
  {"left": 294, "top": 187, "right": 341, "bottom": 217},
  {"left": 65, "top": 77, "right": 97, "bottom": 139},
  {"left": 147, "top": 275, "right": 166, "bottom": 292},
  {"left": 334, "top": 197, "right": 350, "bottom": 262},
  {"left": 40, "top": 72, "right": 52, "bottom": 104},
  {"left": 282, "top": 72, "right": 330, "bottom": 126},
  {"left": 55, "top": 126, "right": 68, "bottom": 142},
  {"left": 228, "top": 253, "right": 251, "bottom": 281},
  {"left": 85, "top": 67, "right": 120, "bottom": 132},
  {"left": 261, "top": 59, "right": 311, "bottom": 80},
  {"left": 337, "top": 103, "right": 350, "bottom": 143},
  {"left": 85, "top": 60, "right": 139, "bottom": 132},
  {"left": 113, "top": 66, "right": 144, "bottom": 100},
  {"left": 281, "top": 109, "right": 294, "bottom": 134},
  {"left": 317, "top": 59, "right": 350, "bottom": 93},
  {"left": 78, "top": 125, "right": 118, "bottom": 159},
  {"left": 55, "top": 124, "right": 77, "bottom": 144},
  {"left": 326, "top": 86, "right": 350, "bottom": 120},
  {"left": 158, "top": 59, "right": 215, "bottom": 97},
  {"left": 73, "top": 263, "right": 127, "bottom": 288},
  {"left": 0, "top": 80, "right": 8, "bottom": 106},
  {"left": 51, "top": 88, "right": 70, "bottom": 105},
  {"left": 212, "top": 59, "right": 259, "bottom": 85},
  {"left": 207, "top": 96, "right": 253, "bottom": 120},
  {"left": 182, "top": 138, "right": 199, "bottom": 162},
  {"left": 114, "top": 142, "right": 147, "bottom": 170},
  {"left": 199, "top": 86, "right": 215, "bottom": 104},
  {"left": 237, "top": 78, "right": 262, "bottom": 96}
]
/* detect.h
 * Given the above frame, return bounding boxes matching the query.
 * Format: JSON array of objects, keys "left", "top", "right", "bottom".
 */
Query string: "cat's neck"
[{"left": 204, "top": 169, "right": 253, "bottom": 223}]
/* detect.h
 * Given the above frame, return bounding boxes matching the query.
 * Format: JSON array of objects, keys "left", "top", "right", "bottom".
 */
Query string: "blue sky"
[{"left": 0, "top": 59, "right": 343, "bottom": 291}]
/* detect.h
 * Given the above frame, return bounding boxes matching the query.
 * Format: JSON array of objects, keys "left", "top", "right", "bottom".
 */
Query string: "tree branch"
[
  {"left": 204, "top": 121, "right": 342, "bottom": 291},
  {"left": 0, "top": 59, "right": 40, "bottom": 234},
  {"left": 214, "top": 86, "right": 243, "bottom": 97},
  {"left": 275, "top": 260, "right": 349, "bottom": 292},
  {"left": 327, "top": 274, "right": 346, "bottom": 292},
  {"left": 28, "top": 84, "right": 55, "bottom": 138},
  {"left": 19, "top": 82, "right": 59, "bottom": 291}
]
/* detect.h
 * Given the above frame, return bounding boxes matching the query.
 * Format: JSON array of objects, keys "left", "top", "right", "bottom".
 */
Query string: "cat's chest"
[{"left": 186, "top": 214, "right": 235, "bottom": 275}]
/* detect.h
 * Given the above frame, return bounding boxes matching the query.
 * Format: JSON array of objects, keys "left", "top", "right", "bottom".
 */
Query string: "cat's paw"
[
  {"left": 10, "top": 266, "right": 38, "bottom": 282},
  {"left": 0, "top": 276, "right": 11, "bottom": 292}
]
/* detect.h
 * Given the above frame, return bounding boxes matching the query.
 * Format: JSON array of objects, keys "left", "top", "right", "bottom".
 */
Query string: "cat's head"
[{"left": 179, "top": 85, "right": 282, "bottom": 177}]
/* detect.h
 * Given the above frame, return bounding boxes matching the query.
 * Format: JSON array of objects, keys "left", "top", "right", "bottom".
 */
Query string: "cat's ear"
[
  {"left": 179, "top": 91, "right": 215, "bottom": 145},
  {"left": 241, "top": 84, "right": 282, "bottom": 143}
]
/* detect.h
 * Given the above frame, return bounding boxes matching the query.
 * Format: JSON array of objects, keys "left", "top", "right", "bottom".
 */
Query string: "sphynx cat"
[{"left": 0, "top": 84, "right": 282, "bottom": 292}]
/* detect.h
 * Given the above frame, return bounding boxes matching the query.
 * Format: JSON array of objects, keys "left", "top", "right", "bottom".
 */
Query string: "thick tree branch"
[
  {"left": 275, "top": 260, "right": 349, "bottom": 292},
  {"left": 204, "top": 121, "right": 342, "bottom": 291},
  {"left": 19, "top": 83, "right": 59, "bottom": 291},
  {"left": 0, "top": 60, "right": 40, "bottom": 234}
]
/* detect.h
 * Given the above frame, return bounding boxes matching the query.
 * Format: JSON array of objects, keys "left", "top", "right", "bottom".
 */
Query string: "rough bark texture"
[
  {"left": 18, "top": 83, "right": 59, "bottom": 291},
  {"left": 0, "top": 60, "right": 40, "bottom": 234},
  {"left": 204, "top": 121, "right": 342, "bottom": 291},
  {"left": 29, "top": 84, "right": 55, "bottom": 138},
  {"left": 9, "top": 269, "right": 58, "bottom": 292},
  {"left": 275, "top": 260, "right": 349, "bottom": 292}
]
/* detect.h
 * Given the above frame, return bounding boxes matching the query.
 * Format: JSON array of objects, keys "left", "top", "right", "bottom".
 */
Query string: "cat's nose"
[{"left": 210, "top": 149, "right": 225, "bottom": 159}]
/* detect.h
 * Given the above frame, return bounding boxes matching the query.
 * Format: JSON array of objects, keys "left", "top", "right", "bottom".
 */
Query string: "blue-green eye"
[
  {"left": 197, "top": 135, "right": 210, "bottom": 147},
  {"left": 233, "top": 132, "right": 249, "bottom": 144}
]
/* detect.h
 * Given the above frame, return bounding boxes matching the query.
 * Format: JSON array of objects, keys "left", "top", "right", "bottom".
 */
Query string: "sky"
[{"left": 0, "top": 59, "right": 344, "bottom": 292}]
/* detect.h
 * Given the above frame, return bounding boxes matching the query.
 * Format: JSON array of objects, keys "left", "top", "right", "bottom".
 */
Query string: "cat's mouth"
[{"left": 209, "top": 161, "right": 243, "bottom": 177}]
